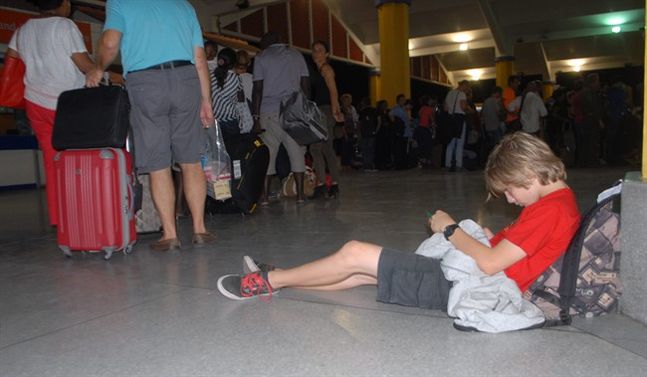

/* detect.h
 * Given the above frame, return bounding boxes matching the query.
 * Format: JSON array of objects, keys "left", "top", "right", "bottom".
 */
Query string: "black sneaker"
[
  {"left": 310, "top": 185, "right": 327, "bottom": 199},
  {"left": 242, "top": 255, "right": 276, "bottom": 274},
  {"left": 217, "top": 272, "right": 275, "bottom": 300}
]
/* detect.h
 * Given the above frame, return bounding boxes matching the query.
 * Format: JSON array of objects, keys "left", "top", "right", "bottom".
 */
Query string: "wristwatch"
[{"left": 443, "top": 223, "right": 460, "bottom": 241}]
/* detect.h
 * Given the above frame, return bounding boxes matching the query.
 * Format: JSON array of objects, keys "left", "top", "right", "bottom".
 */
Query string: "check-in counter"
[{"left": 0, "top": 136, "right": 45, "bottom": 189}]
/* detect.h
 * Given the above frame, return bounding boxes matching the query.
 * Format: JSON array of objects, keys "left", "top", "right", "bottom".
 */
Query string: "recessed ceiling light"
[
  {"left": 573, "top": 65, "right": 582, "bottom": 72},
  {"left": 452, "top": 34, "right": 472, "bottom": 43},
  {"left": 467, "top": 69, "right": 482, "bottom": 80},
  {"left": 607, "top": 17, "right": 625, "bottom": 26},
  {"left": 611, "top": 26, "right": 621, "bottom": 33},
  {"left": 567, "top": 59, "right": 585, "bottom": 67},
  {"left": 459, "top": 43, "right": 468, "bottom": 51}
]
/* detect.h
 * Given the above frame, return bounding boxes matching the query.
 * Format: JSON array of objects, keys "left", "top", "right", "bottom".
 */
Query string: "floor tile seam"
[
  {"left": 568, "top": 326, "right": 647, "bottom": 361},
  {"left": 0, "top": 234, "right": 55, "bottom": 248},
  {"left": 0, "top": 287, "right": 192, "bottom": 352},
  {"left": 267, "top": 297, "right": 645, "bottom": 344},
  {"left": 0, "top": 262, "right": 211, "bottom": 287},
  {"left": 274, "top": 296, "right": 449, "bottom": 320}
]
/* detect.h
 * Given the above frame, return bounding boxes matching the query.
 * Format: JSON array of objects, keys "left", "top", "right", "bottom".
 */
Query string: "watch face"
[{"left": 444, "top": 224, "right": 459, "bottom": 239}]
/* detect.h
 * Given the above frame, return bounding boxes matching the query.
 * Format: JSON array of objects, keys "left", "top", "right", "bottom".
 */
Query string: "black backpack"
[{"left": 526, "top": 182, "right": 623, "bottom": 326}]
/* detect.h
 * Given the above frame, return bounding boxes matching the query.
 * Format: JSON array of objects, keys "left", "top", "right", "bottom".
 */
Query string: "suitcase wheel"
[
  {"left": 60, "top": 246, "right": 72, "bottom": 258},
  {"left": 103, "top": 248, "right": 115, "bottom": 261},
  {"left": 124, "top": 245, "right": 133, "bottom": 255}
]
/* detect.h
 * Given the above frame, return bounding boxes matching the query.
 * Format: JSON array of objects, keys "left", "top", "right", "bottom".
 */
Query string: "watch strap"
[{"left": 443, "top": 223, "right": 460, "bottom": 241}]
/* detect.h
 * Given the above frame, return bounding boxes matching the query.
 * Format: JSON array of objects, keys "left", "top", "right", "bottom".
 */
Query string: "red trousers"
[{"left": 25, "top": 100, "right": 58, "bottom": 226}]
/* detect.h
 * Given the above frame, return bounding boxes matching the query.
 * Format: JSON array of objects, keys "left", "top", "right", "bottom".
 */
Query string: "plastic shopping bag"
[{"left": 202, "top": 121, "right": 232, "bottom": 200}]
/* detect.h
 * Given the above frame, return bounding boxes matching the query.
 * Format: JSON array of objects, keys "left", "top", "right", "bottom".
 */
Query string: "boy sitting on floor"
[{"left": 217, "top": 133, "right": 581, "bottom": 315}]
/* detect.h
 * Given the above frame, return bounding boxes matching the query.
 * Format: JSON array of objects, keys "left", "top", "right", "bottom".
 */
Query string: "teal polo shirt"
[{"left": 104, "top": 0, "right": 204, "bottom": 76}]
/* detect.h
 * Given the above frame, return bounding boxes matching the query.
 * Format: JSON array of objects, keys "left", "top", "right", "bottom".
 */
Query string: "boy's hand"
[{"left": 429, "top": 210, "right": 456, "bottom": 233}]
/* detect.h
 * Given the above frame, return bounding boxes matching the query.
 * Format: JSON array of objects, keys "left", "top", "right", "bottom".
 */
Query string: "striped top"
[{"left": 211, "top": 70, "right": 242, "bottom": 122}]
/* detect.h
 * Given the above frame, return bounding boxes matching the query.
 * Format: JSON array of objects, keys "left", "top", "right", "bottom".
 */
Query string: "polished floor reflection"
[{"left": 1, "top": 166, "right": 646, "bottom": 376}]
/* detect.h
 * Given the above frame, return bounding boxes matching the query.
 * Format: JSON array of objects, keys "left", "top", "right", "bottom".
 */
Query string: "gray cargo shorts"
[
  {"left": 377, "top": 248, "right": 451, "bottom": 310},
  {"left": 126, "top": 65, "right": 205, "bottom": 173}
]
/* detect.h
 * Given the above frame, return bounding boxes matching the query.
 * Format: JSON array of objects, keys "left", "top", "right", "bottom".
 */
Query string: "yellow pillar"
[
  {"left": 377, "top": 0, "right": 410, "bottom": 105},
  {"left": 369, "top": 70, "right": 381, "bottom": 106},
  {"left": 542, "top": 81, "right": 555, "bottom": 100},
  {"left": 495, "top": 56, "right": 514, "bottom": 89}
]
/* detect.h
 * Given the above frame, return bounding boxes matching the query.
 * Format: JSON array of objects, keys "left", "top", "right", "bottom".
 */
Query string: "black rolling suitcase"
[{"left": 207, "top": 133, "right": 269, "bottom": 214}]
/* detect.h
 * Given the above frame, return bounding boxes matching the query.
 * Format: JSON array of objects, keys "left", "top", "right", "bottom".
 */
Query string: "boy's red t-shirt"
[{"left": 489, "top": 188, "right": 580, "bottom": 292}]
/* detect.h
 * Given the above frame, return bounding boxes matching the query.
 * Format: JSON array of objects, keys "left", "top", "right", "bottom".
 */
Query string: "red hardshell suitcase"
[{"left": 54, "top": 148, "right": 137, "bottom": 260}]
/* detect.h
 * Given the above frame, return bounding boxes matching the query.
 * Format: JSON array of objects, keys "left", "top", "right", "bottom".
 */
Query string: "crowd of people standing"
[{"left": 7, "top": 0, "right": 641, "bottom": 253}]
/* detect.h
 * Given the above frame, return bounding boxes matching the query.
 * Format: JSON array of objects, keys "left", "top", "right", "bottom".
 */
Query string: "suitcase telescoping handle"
[{"left": 126, "top": 173, "right": 135, "bottom": 220}]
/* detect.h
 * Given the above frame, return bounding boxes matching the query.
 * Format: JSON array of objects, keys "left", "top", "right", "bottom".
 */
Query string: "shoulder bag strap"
[
  {"left": 519, "top": 92, "right": 527, "bottom": 114},
  {"left": 451, "top": 90, "right": 460, "bottom": 114}
]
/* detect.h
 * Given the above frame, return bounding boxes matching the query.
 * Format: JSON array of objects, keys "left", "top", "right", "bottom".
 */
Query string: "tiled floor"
[{"left": 1, "top": 166, "right": 646, "bottom": 376}]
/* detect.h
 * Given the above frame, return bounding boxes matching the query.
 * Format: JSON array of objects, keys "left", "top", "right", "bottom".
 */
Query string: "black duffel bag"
[
  {"left": 52, "top": 85, "right": 130, "bottom": 150},
  {"left": 279, "top": 91, "right": 327, "bottom": 145}
]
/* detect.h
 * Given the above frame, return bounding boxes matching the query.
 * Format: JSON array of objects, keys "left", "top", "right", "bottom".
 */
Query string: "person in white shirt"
[
  {"left": 234, "top": 50, "right": 253, "bottom": 102},
  {"left": 6, "top": 0, "right": 94, "bottom": 227},
  {"left": 443, "top": 80, "right": 470, "bottom": 171},
  {"left": 508, "top": 81, "right": 548, "bottom": 135}
]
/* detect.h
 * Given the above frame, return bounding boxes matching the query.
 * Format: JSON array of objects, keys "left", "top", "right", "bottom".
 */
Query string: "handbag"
[
  {"left": 0, "top": 48, "right": 26, "bottom": 109},
  {"left": 279, "top": 91, "right": 327, "bottom": 145},
  {"left": 505, "top": 94, "right": 526, "bottom": 133},
  {"left": 53, "top": 85, "right": 130, "bottom": 150},
  {"left": 281, "top": 167, "right": 315, "bottom": 198}
]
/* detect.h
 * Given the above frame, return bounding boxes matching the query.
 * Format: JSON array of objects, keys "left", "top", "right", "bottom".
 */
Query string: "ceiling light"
[
  {"left": 459, "top": 43, "right": 468, "bottom": 51},
  {"left": 606, "top": 17, "right": 625, "bottom": 26},
  {"left": 573, "top": 65, "right": 582, "bottom": 72},
  {"left": 611, "top": 26, "right": 621, "bottom": 33},
  {"left": 567, "top": 59, "right": 585, "bottom": 67},
  {"left": 452, "top": 34, "right": 472, "bottom": 43},
  {"left": 467, "top": 69, "right": 482, "bottom": 80}
]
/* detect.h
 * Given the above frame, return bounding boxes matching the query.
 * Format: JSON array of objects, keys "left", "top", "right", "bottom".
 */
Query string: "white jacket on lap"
[{"left": 415, "top": 219, "right": 545, "bottom": 333}]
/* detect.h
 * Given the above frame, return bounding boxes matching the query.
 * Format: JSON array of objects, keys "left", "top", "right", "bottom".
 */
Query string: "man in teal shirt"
[{"left": 86, "top": 0, "right": 216, "bottom": 251}]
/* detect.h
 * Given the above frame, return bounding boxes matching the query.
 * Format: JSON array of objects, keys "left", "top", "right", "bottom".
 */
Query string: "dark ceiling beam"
[{"left": 476, "top": 0, "right": 511, "bottom": 56}]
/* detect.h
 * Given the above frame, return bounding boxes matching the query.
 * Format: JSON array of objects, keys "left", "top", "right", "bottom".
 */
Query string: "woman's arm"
[
  {"left": 71, "top": 52, "right": 95, "bottom": 74},
  {"left": 320, "top": 64, "right": 343, "bottom": 122}
]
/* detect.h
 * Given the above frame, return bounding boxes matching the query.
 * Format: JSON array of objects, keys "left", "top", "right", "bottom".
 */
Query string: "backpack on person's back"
[{"left": 526, "top": 182, "right": 623, "bottom": 325}]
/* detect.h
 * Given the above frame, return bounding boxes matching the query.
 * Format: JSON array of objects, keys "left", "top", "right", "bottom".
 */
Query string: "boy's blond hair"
[{"left": 485, "top": 132, "right": 566, "bottom": 198}]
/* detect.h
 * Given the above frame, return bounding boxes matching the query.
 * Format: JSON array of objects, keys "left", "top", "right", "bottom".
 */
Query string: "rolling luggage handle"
[
  {"left": 101, "top": 148, "right": 135, "bottom": 259},
  {"left": 126, "top": 173, "right": 135, "bottom": 221}
]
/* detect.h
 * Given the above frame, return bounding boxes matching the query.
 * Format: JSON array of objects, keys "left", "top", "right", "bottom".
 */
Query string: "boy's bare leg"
[
  {"left": 292, "top": 273, "right": 377, "bottom": 291},
  {"left": 266, "top": 241, "right": 381, "bottom": 290}
]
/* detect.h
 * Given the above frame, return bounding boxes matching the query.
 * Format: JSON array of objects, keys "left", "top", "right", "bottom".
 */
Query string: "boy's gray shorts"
[
  {"left": 126, "top": 65, "right": 205, "bottom": 173},
  {"left": 377, "top": 248, "right": 451, "bottom": 310}
]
